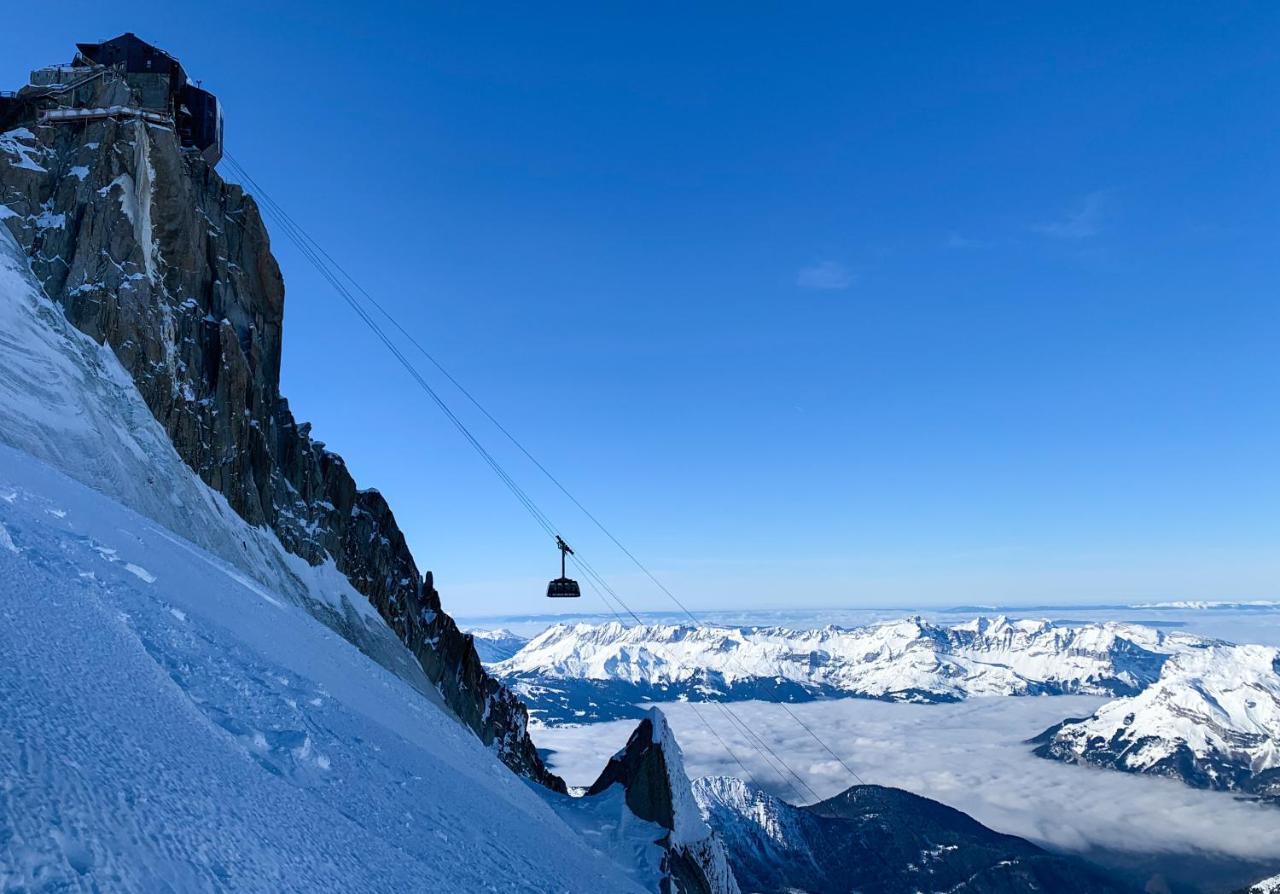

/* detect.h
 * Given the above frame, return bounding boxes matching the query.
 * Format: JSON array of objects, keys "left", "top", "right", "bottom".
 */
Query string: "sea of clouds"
[{"left": 535, "top": 694, "right": 1280, "bottom": 891}]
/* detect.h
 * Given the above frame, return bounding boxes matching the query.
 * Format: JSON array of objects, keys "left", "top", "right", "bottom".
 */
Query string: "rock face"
[
  {"left": 693, "top": 776, "right": 1132, "bottom": 894},
  {"left": 587, "top": 709, "right": 740, "bottom": 894},
  {"left": 1034, "top": 644, "right": 1280, "bottom": 803},
  {"left": 497, "top": 616, "right": 1194, "bottom": 725},
  {"left": 0, "top": 50, "right": 560, "bottom": 790}
]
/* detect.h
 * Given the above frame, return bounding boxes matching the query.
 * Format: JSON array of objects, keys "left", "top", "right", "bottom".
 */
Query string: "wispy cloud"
[
  {"left": 796, "top": 260, "right": 854, "bottom": 291},
  {"left": 1033, "top": 191, "right": 1112, "bottom": 240},
  {"left": 944, "top": 232, "right": 995, "bottom": 250}
]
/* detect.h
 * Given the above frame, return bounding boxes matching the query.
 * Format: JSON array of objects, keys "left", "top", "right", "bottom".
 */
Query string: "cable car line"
[
  {"left": 221, "top": 152, "right": 862, "bottom": 801},
  {"left": 225, "top": 157, "right": 702, "bottom": 627},
  {"left": 711, "top": 701, "right": 820, "bottom": 802},
  {"left": 224, "top": 155, "right": 560, "bottom": 544},
  {"left": 225, "top": 152, "right": 852, "bottom": 801},
  {"left": 686, "top": 702, "right": 762, "bottom": 791},
  {"left": 226, "top": 152, "right": 853, "bottom": 800}
]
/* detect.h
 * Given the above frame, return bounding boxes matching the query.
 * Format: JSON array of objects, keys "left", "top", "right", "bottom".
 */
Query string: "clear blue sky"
[{"left": 6, "top": 3, "right": 1279, "bottom": 616}]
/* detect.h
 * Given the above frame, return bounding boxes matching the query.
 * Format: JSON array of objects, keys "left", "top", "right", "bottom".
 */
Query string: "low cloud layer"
[{"left": 536, "top": 695, "right": 1280, "bottom": 883}]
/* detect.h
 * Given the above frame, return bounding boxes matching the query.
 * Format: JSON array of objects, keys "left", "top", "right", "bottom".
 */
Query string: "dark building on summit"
[
  {"left": 0, "top": 32, "right": 222, "bottom": 165},
  {"left": 74, "top": 33, "right": 223, "bottom": 165}
]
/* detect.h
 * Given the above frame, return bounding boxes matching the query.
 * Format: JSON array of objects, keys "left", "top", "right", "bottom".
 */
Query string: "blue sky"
[{"left": 5, "top": 3, "right": 1279, "bottom": 615}]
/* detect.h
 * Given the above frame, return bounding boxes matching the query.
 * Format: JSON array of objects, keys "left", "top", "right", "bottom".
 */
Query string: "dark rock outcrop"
[
  {"left": 0, "top": 47, "right": 561, "bottom": 790},
  {"left": 695, "top": 775, "right": 1134, "bottom": 894},
  {"left": 587, "top": 709, "right": 740, "bottom": 894}
]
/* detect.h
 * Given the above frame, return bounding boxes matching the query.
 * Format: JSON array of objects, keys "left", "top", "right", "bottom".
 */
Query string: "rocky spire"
[{"left": 587, "top": 708, "right": 740, "bottom": 894}]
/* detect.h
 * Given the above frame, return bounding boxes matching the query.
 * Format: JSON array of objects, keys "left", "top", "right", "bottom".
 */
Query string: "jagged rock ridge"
[{"left": 0, "top": 42, "right": 558, "bottom": 788}]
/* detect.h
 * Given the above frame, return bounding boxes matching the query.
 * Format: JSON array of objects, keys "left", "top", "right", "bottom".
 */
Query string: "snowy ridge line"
[
  {"left": 464, "top": 628, "right": 529, "bottom": 663},
  {"left": 582, "top": 707, "right": 741, "bottom": 893},
  {"left": 1035, "top": 642, "right": 1280, "bottom": 803},
  {"left": 0, "top": 445, "right": 648, "bottom": 892},
  {"left": 1130, "top": 599, "right": 1280, "bottom": 610},
  {"left": 494, "top": 615, "right": 1211, "bottom": 725}
]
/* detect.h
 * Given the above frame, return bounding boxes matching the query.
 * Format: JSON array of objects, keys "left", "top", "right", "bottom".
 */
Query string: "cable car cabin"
[
  {"left": 71, "top": 32, "right": 222, "bottom": 165},
  {"left": 547, "top": 536, "right": 582, "bottom": 598},
  {"left": 547, "top": 577, "right": 581, "bottom": 599}
]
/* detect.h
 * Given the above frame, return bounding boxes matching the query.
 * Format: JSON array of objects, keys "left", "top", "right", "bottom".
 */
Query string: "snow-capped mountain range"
[
  {"left": 1034, "top": 643, "right": 1280, "bottom": 803},
  {"left": 491, "top": 617, "right": 1202, "bottom": 724},
  {"left": 466, "top": 627, "right": 530, "bottom": 663}
]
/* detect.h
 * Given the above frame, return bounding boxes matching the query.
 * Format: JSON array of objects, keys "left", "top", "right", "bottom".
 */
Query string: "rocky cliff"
[{"left": 0, "top": 53, "right": 561, "bottom": 790}]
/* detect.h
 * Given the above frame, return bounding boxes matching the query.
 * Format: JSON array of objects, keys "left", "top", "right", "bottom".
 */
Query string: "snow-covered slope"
[
  {"left": 692, "top": 776, "right": 1128, "bottom": 893},
  {"left": 468, "top": 627, "right": 530, "bottom": 664},
  {"left": 1034, "top": 644, "right": 1280, "bottom": 802},
  {"left": 496, "top": 617, "right": 1197, "bottom": 724},
  {"left": 0, "top": 227, "right": 426, "bottom": 686},
  {"left": 0, "top": 445, "right": 649, "bottom": 892}
]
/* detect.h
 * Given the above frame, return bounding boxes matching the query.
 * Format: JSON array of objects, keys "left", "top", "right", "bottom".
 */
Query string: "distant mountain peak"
[
  {"left": 1035, "top": 642, "right": 1280, "bottom": 802},
  {"left": 496, "top": 617, "right": 1197, "bottom": 725}
]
